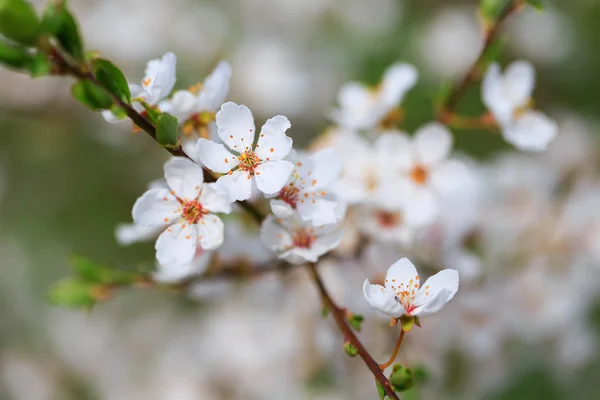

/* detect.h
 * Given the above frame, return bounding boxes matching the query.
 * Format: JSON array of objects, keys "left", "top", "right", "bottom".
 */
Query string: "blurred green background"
[{"left": 1, "top": 0, "right": 600, "bottom": 399}]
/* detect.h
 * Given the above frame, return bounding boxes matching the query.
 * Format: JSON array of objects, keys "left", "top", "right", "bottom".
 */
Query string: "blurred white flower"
[
  {"left": 482, "top": 61, "right": 558, "bottom": 151},
  {"left": 159, "top": 61, "right": 231, "bottom": 156},
  {"left": 132, "top": 158, "right": 232, "bottom": 266},
  {"left": 331, "top": 62, "right": 417, "bottom": 131},
  {"left": 260, "top": 214, "right": 343, "bottom": 264},
  {"left": 197, "top": 102, "right": 294, "bottom": 201},
  {"left": 102, "top": 52, "right": 177, "bottom": 123},
  {"left": 270, "top": 149, "right": 346, "bottom": 227},
  {"left": 382, "top": 123, "right": 467, "bottom": 226},
  {"left": 153, "top": 247, "right": 213, "bottom": 283},
  {"left": 363, "top": 257, "right": 459, "bottom": 319}
]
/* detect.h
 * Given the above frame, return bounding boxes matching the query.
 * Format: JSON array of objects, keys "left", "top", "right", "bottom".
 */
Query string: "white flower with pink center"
[
  {"left": 196, "top": 102, "right": 295, "bottom": 201},
  {"left": 132, "top": 157, "right": 232, "bottom": 267},
  {"left": 270, "top": 149, "right": 346, "bottom": 227},
  {"left": 260, "top": 214, "right": 343, "bottom": 265},
  {"left": 380, "top": 123, "right": 468, "bottom": 226},
  {"left": 363, "top": 258, "right": 459, "bottom": 319},
  {"left": 103, "top": 52, "right": 177, "bottom": 123}
]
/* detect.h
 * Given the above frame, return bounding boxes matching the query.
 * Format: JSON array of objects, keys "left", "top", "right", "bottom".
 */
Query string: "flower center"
[
  {"left": 375, "top": 210, "right": 401, "bottom": 228},
  {"left": 409, "top": 165, "right": 428, "bottom": 185},
  {"left": 292, "top": 229, "right": 314, "bottom": 249},
  {"left": 280, "top": 185, "right": 301, "bottom": 208},
  {"left": 182, "top": 111, "right": 216, "bottom": 138},
  {"left": 181, "top": 200, "right": 207, "bottom": 224},
  {"left": 238, "top": 151, "right": 261, "bottom": 173},
  {"left": 387, "top": 277, "right": 421, "bottom": 315}
]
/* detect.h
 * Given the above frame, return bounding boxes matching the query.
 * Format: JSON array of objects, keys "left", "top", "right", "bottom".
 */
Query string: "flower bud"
[
  {"left": 390, "top": 365, "right": 414, "bottom": 392},
  {"left": 343, "top": 340, "right": 358, "bottom": 357},
  {"left": 0, "top": 0, "right": 40, "bottom": 45}
]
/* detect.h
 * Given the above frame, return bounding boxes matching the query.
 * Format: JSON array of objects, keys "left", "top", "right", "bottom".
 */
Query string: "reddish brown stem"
[
  {"left": 379, "top": 330, "right": 405, "bottom": 370},
  {"left": 308, "top": 264, "right": 400, "bottom": 400},
  {"left": 438, "top": 0, "right": 523, "bottom": 119}
]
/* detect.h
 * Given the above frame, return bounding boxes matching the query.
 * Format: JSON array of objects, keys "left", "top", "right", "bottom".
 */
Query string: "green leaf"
[
  {"left": 70, "top": 255, "right": 137, "bottom": 285},
  {"left": 71, "top": 80, "right": 113, "bottom": 110},
  {"left": 526, "top": 0, "right": 544, "bottom": 10},
  {"left": 0, "top": 39, "right": 32, "bottom": 69},
  {"left": 48, "top": 277, "right": 97, "bottom": 309},
  {"left": 343, "top": 341, "right": 358, "bottom": 357},
  {"left": 41, "top": 2, "right": 84, "bottom": 61},
  {"left": 156, "top": 112, "right": 179, "bottom": 148},
  {"left": 0, "top": 0, "right": 40, "bottom": 45},
  {"left": 92, "top": 58, "right": 130, "bottom": 103},
  {"left": 28, "top": 51, "right": 51, "bottom": 77},
  {"left": 376, "top": 381, "right": 386, "bottom": 400},
  {"left": 347, "top": 313, "right": 364, "bottom": 332}
]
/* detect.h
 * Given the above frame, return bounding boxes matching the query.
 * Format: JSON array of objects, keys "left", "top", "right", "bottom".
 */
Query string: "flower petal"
[
  {"left": 363, "top": 280, "right": 406, "bottom": 318},
  {"left": 260, "top": 215, "right": 293, "bottom": 252},
  {"left": 430, "top": 159, "right": 468, "bottom": 196},
  {"left": 306, "top": 148, "right": 342, "bottom": 189},
  {"left": 161, "top": 90, "right": 199, "bottom": 120},
  {"left": 115, "top": 223, "right": 164, "bottom": 246},
  {"left": 413, "top": 122, "right": 453, "bottom": 165},
  {"left": 197, "top": 61, "right": 231, "bottom": 111},
  {"left": 217, "top": 170, "right": 253, "bottom": 201},
  {"left": 296, "top": 194, "right": 346, "bottom": 227},
  {"left": 197, "top": 214, "right": 225, "bottom": 250},
  {"left": 132, "top": 188, "right": 179, "bottom": 226},
  {"left": 254, "top": 160, "right": 294, "bottom": 195},
  {"left": 197, "top": 138, "right": 237, "bottom": 173},
  {"left": 385, "top": 258, "right": 419, "bottom": 291},
  {"left": 255, "top": 115, "right": 293, "bottom": 161},
  {"left": 379, "top": 62, "right": 418, "bottom": 108},
  {"left": 155, "top": 222, "right": 197, "bottom": 266},
  {"left": 215, "top": 102, "right": 255, "bottom": 152},
  {"left": 402, "top": 183, "right": 438, "bottom": 227},
  {"left": 503, "top": 60, "right": 535, "bottom": 109},
  {"left": 153, "top": 248, "right": 212, "bottom": 283},
  {"left": 503, "top": 111, "right": 558, "bottom": 152},
  {"left": 413, "top": 269, "right": 459, "bottom": 316},
  {"left": 144, "top": 52, "right": 177, "bottom": 104},
  {"left": 374, "top": 131, "right": 413, "bottom": 170},
  {"left": 310, "top": 228, "right": 344, "bottom": 257},
  {"left": 164, "top": 157, "right": 204, "bottom": 201},
  {"left": 199, "top": 183, "right": 232, "bottom": 214},
  {"left": 270, "top": 199, "right": 295, "bottom": 219}
]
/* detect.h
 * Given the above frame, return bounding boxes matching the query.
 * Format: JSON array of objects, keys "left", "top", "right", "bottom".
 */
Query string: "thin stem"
[
  {"left": 437, "top": 0, "right": 524, "bottom": 120},
  {"left": 379, "top": 330, "right": 405, "bottom": 370},
  {"left": 308, "top": 264, "right": 400, "bottom": 400}
]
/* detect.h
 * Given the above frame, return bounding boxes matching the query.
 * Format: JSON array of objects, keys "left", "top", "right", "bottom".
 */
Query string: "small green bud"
[
  {"left": 0, "top": 0, "right": 40, "bottom": 45},
  {"left": 343, "top": 340, "right": 358, "bottom": 357},
  {"left": 390, "top": 365, "right": 414, "bottom": 392},
  {"left": 376, "top": 381, "right": 386, "bottom": 400},
  {"left": 347, "top": 313, "right": 364, "bottom": 332},
  {"left": 400, "top": 315, "right": 415, "bottom": 332},
  {"left": 156, "top": 112, "right": 179, "bottom": 148}
]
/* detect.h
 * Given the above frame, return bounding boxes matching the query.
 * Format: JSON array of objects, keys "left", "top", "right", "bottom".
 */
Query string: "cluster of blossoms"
[{"left": 105, "top": 43, "right": 599, "bottom": 400}]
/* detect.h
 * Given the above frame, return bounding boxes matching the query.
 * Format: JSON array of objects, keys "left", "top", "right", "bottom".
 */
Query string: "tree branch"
[
  {"left": 48, "top": 45, "right": 266, "bottom": 223},
  {"left": 437, "top": 0, "right": 524, "bottom": 122},
  {"left": 307, "top": 263, "right": 400, "bottom": 400}
]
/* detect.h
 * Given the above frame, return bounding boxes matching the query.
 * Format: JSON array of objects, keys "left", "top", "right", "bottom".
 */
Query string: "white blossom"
[
  {"left": 159, "top": 61, "right": 231, "bottom": 156},
  {"left": 270, "top": 149, "right": 346, "bottom": 227},
  {"left": 102, "top": 52, "right": 177, "bottom": 123},
  {"left": 132, "top": 157, "right": 232, "bottom": 266},
  {"left": 363, "top": 258, "right": 459, "bottom": 318},
  {"left": 482, "top": 61, "right": 558, "bottom": 151},
  {"left": 197, "top": 102, "right": 294, "bottom": 201},
  {"left": 331, "top": 62, "right": 417, "bottom": 131},
  {"left": 381, "top": 123, "right": 467, "bottom": 226},
  {"left": 152, "top": 247, "right": 212, "bottom": 283},
  {"left": 260, "top": 214, "right": 343, "bottom": 265}
]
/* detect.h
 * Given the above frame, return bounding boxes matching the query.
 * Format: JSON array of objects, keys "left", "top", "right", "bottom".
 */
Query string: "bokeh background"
[{"left": 2, "top": 0, "right": 600, "bottom": 399}]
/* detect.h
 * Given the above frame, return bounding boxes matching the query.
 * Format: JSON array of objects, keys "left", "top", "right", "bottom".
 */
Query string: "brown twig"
[
  {"left": 308, "top": 264, "right": 400, "bottom": 400},
  {"left": 437, "top": 0, "right": 524, "bottom": 122}
]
